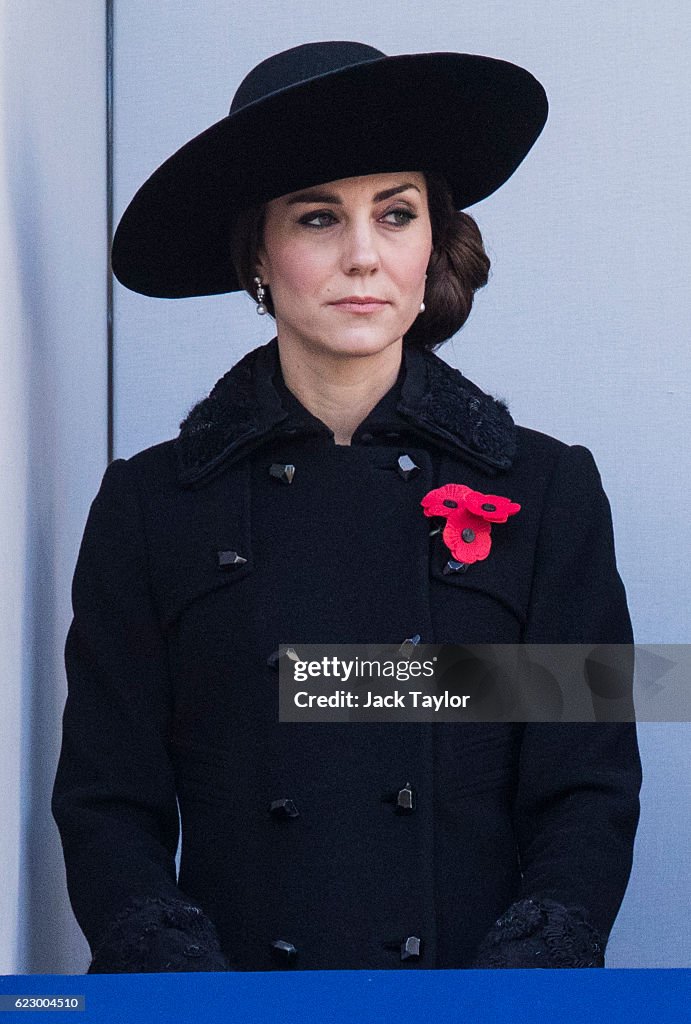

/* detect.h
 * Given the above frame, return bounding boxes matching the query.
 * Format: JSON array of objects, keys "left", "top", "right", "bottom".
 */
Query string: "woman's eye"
[
  {"left": 300, "top": 211, "right": 337, "bottom": 228},
  {"left": 382, "top": 208, "right": 418, "bottom": 227}
]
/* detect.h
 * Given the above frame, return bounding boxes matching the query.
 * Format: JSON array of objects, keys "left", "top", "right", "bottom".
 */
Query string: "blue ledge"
[{"left": 0, "top": 969, "right": 689, "bottom": 1024}]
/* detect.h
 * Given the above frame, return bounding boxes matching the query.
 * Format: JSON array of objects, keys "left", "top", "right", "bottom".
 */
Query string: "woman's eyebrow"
[
  {"left": 286, "top": 183, "right": 421, "bottom": 205},
  {"left": 373, "top": 183, "right": 421, "bottom": 202}
]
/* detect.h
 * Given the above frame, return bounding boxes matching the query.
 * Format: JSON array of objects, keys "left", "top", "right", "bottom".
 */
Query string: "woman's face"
[{"left": 256, "top": 171, "right": 433, "bottom": 362}]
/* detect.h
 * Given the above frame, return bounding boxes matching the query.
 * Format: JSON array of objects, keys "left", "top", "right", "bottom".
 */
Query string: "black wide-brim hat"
[{"left": 111, "top": 41, "right": 548, "bottom": 298}]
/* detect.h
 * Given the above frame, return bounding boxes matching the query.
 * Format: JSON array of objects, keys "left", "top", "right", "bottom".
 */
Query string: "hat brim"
[{"left": 111, "top": 52, "right": 548, "bottom": 298}]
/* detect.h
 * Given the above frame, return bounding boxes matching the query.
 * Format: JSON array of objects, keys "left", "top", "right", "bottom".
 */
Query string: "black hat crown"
[{"left": 230, "top": 41, "right": 385, "bottom": 114}]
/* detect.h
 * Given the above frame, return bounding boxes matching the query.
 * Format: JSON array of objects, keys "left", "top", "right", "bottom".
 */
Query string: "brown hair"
[{"left": 229, "top": 171, "right": 490, "bottom": 352}]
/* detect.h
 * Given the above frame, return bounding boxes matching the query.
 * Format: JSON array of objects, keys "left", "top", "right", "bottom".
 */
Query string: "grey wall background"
[
  {"left": 1, "top": 0, "right": 108, "bottom": 975},
  {"left": 1, "top": 0, "right": 688, "bottom": 974}
]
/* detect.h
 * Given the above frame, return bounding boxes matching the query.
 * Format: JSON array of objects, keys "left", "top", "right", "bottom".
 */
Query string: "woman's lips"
[{"left": 330, "top": 298, "right": 389, "bottom": 314}]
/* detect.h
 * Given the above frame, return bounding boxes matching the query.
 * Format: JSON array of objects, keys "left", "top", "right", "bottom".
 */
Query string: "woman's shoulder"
[
  {"left": 97, "top": 439, "right": 180, "bottom": 508},
  {"left": 512, "top": 422, "right": 573, "bottom": 471},
  {"left": 124, "top": 438, "right": 178, "bottom": 479},
  {"left": 508, "top": 423, "right": 611, "bottom": 528}
]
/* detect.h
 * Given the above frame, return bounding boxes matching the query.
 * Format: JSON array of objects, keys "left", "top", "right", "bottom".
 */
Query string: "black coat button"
[
  {"left": 401, "top": 936, "right": 422, "bottom": 960},
  {"left": 217, "top": 550, "right": 247, "bottom": 569},
  {"left": 359, "top": 432, "right": 374, "bottom": 443},
  {"left": 267, "top": 647, "right": 300, "bottom": 671},
  {"left": 269, "top": 798, "right": 300, "bottom": 819},
  {"left": 184, "top": 944, "right": 203, "bottom": 958},
  {"left": 383, "top": 936, "right": 423, "bottom": 960},
  {"left": 398, "top": 634, "right": 421, "bottom": 657},
  {"left": 443, "top": 559, "right": 468, "bottom": 574},
  {"left": 397, "top": 454, "right": 420, "bottom": 480},
  {"left": 382, "top": 781, "right": 415, "bottom": 814},
  {"left": 395, "top": 782, "right": 415, "bottom": 814},
  {"left": 270, "top": 939, "right": 298, "bottom": 964},
  {"left": 269, "top": 463, "right": 296, "bottom": 484}
]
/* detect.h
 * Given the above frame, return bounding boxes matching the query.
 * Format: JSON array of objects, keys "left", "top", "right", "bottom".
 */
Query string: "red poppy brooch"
[{"left": 421, "top": 484, "right": 521, "bottom": 568}]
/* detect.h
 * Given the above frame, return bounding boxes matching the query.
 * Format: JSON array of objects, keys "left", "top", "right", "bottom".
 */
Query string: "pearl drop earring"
[{"left": 254, "top": 276, "right": 268, "bottom": 315}]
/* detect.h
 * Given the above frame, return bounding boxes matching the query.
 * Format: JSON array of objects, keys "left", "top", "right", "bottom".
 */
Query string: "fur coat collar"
[{"left": 175, "top": 337, "right": 516, "bottom": 487}]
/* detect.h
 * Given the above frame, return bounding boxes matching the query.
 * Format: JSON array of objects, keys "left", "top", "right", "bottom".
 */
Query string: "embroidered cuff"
[
  {"left": 87, "top": 895, "right": 231, "bottom": 973},
  {"left": 472, "top": 897, "right": 605, "bottom": 969}
]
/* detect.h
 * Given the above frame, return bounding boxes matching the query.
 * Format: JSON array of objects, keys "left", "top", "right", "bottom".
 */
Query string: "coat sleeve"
[
  {"left": 52, "top": 458, "right": 230, "bottom": 973},
  {"left": 473, "top": 444, "right": 642, "bottom": 968}
]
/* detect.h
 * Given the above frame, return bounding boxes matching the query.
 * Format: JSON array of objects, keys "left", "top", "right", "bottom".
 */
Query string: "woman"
[{"left": 52, "top": 41, "right": 641, "bottom": 972}]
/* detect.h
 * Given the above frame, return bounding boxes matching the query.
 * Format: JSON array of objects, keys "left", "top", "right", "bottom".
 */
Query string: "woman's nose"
[{"left": 340, "top": 220, "right": 380, "bottom": 274}]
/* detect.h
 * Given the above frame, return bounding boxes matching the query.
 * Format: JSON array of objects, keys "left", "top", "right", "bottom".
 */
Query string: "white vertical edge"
[{"left": 0, "top": 0, "right": 26, "bottom": 975}]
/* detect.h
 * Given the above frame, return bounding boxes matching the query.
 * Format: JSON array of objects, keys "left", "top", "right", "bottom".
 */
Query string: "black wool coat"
[{"left": 52, "top": 337, "right": 642, "bottom": 973}]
